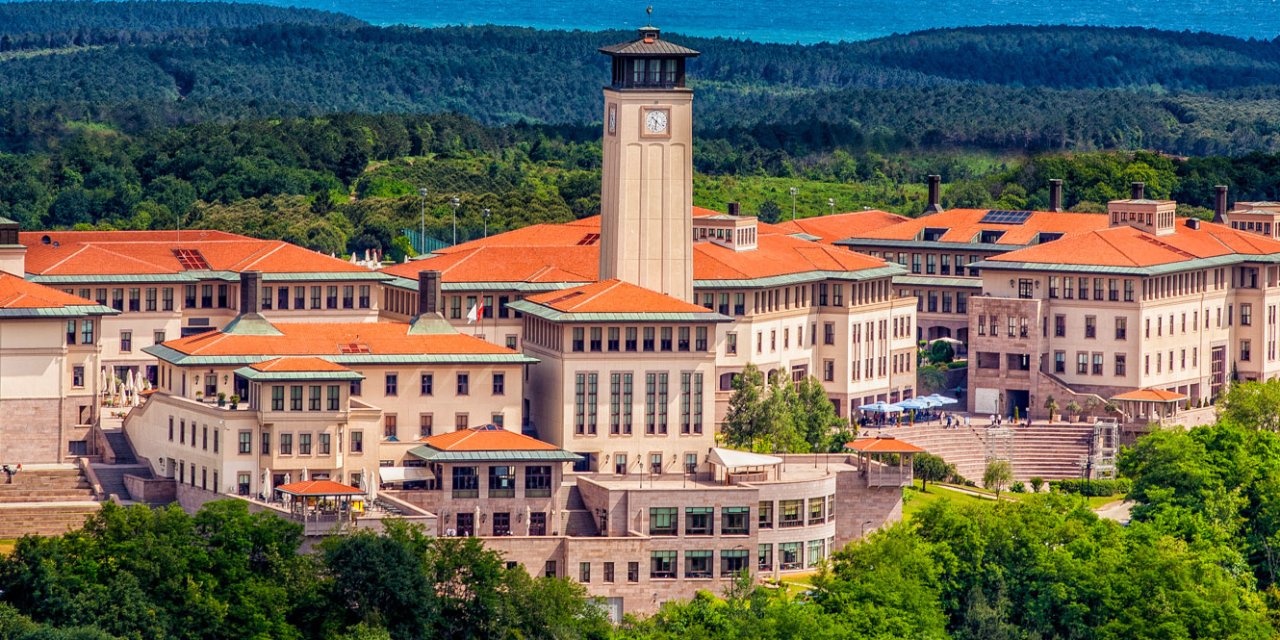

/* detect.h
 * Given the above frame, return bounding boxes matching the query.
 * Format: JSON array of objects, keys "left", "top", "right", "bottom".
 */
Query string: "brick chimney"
[
  {"left": 222, "top": 270, "right": 281, "bottom": 335},
  {"left": 418, "top": 270, "right": 441, "bottom": 316},
  {"left": 727, "top": 202, "right": 740, "bottom": 217},
  {"left": 1049, "top": 179, "right": 1064, "bottom": 212},
  {"left": 1130, "top": 182, "right": 1145, "bottom": 200},
  {"left": 923, "top": 175, "right": 944, "bottom": 215},
  {"left": 1213, "top": 185, "right": 1228, "bottom": 223},
  {"left": 239, "top": 270, "right": 261, "bottom": 314}
]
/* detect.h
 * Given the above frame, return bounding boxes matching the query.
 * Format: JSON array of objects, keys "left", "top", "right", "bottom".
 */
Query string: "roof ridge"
[
  {"left": 1094, "top": 229, "right": 1148, "bottom": 266},
  {"left": 235, "top": 241, "right": 288, "bottom": 271},
  {"left": 572, "top": 279, "right": 626, "bottom": 309}
]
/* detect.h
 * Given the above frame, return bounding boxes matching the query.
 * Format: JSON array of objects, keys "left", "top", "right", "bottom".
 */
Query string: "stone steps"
[
  {"left": 0, "top": 503, "right": 100, "bottom": 538},
  {"left": 0, "top": 468, "right": 97, "bottom": 504},
  {"left": 894, "top": 423, "right": 1095, "bottom": 481}
]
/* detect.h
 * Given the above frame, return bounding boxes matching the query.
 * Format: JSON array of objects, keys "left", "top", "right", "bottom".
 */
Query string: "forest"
[{"left": 9, "top": 381, "right": 1280, "bottom": 638}]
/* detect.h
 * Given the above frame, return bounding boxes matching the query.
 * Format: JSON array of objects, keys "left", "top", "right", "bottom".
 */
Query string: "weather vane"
[{"left": 646, "top": 5, "right": 653, "bottom": 24}]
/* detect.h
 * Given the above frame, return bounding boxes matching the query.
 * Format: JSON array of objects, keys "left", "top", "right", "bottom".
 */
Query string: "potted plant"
[
  {"left": 230, "top": 394, "right": 240, "bottom": 410},
  {"left": 1065, "top": 400, "right": 1082, "bottom": 423},
  {"left": 195, "top": 391, "right": 204, "bottom": 402},
  {"left": 217, "top": 392, "right": 226, "bottom": 408},
  {"left": 1043, "top": 395, "right": 1059, "bottom": 422}
]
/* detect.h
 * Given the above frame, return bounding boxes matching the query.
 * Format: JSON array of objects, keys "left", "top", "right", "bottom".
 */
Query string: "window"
[
  {"left": 1242, "top": 339, "right": 1253, "bottom": 362},
  {"left": 572, "top": 327, "right": 585, "bottom": 352},
  {"left": 319, "top": 433, "right": 331, "bottom": 455},
  {"left": 1124, "top": 279, "right": 1135, "bottom": 302},
  {"left": 342, "top": 286, "right": 354, "bottom": 309},
  {"left": 649, "top": 507, "right": 678, "bottom": 536},
  {"left": 327, "top": 385, "right": 341, "bottom": 411},
  {"left": 261, "top": 432, "right": 270, "bottom": 455},
  {"left": 1243, "top": 303, "right": 1253, "bottom": 326},
  {"left": 1092, "top": 353, "right": 1104, "bottom": 376},
  {"left": 779, "top": 542, "right": 803, "bottom": 570},
  {"left": 1115, "top": 317, "right": 1127, "bottom": 340},
  {"left": 290, "top": 385, "right": 303, "bottom": 411},
  {"left": 685, "top": 507, "right": 713, "bottom": 536},
  {"left": 661, "top": 327, "right": 673, "bottom": 351},
  {"left": 238, "top": 431, "right": 251, "bottom": 454},
  {"left": 603, "top": 562, "right": 615, "bottom": 583},
  {"left": 1084, "top": 316, "right": 1096, "bottom": 339},
  {"left": 153, "top": 330, "right": 166, "bottom": 345},
  {"left": 279, "top": 433, "right": 292, "bottom": 455},
  {"left": 685, "top": 551, "right": 712, "bottom": 578},
  {"left": 271, "top": 386, "right": 285, "bottom": 411},
  {"left": 823, "top": 322, "right": 835, "bottom": 345},
  {"left": 643, "top": 327, "right": 655, "bottom": 351},
  {"left": 455, "top": 414, "right": 469, "bottom": 430},
  {"left": 625, "top": 327, "right": 638, "bottom": 351},
  {"left": 489, "top": 466, "right": 515, "bottom": 498},
  {"left": 1115, "top": 354, "right": 1127, "bottom": 376},
  {"left": 579, "top": 562, "right": 591, "bottom": 583},
  {"left": 457, "top": 373, "right": 469, "bottom": 395},
  {"left": 722, "top": 506, "right": 749, "bottom": 535},
  {"left": 162, "top": 287, "right": 174, "bottom": 311},
  {"left": 807, "top": 540, "right": 825, "bottom": 568},
  {"left": 384, "top": 415, "right": 397, "bottom": 439},
  {"left": 492, "top": 373, "right": 505, "bottom": 395},
  {"left": 451, "top": 466, "right": 479, "bottom": 498},
  {"left": 385, "top": 373, "right": 398, "bottom": 396},
  {"left": 651, "top": 551, "right": 676, "bottom": 579},
  {"left": 299, "top": 433, "right": 312, "bottom": 455},
  {"left": 627, "top": 561, "right": 640, "bottom": 582},
  {"left": 419, "top": 414, "right": 434, "bottom": 438},
  {"left": 359, "top": 285, "right": 371, "bottom": 308},
  {"left": 420, "top": 374, "right": 433, "bottom": 395},
  {"left": 721, "top": 549, "right": 749, "bottom": 577},
  {"left": 81, "top": 320, "right": 94, "bottom": 344},
  {"left": 120, "top": 331, "right": 132, "bottom": 353},
  {"left": 726, "top": 332, "right": 737, "bottom": 356},
  {"left": 808, "top": 498, "right": 826, "bottom": 525},
  {"left": 1054, "top": 315, "right": 1066, "bottom": 337},
  {"left": 607, "top": 327, "right": 620, "bottom": 351},
  {"left": 309, "top": 385, "right": 321, "bottom": 411},
  {"left": 1054, "top": 351, "right": 1066, "bottom": 374},
  {"left": 72, "top": 366, "right": 85, "bottom": 388},
  {"left": 351, "top": 431, "right": 363, "bottom": 453},
  {"left": 492, "top": 512, "right": 510, "bottom": 536},
  {"left": 779, "top": 499, "right": 803, "bottom": 527},
  {"left": 758, "top": 544, "right": 773, "bottom": 571},
  {"left": 544, "top": 561, "right": 557, "bottom": 578},
  {"left": 591, "top": 327, "right": 603, "bottom": 351},
  {"left": 1076, "top": 352, "right": 1088, "bottom": 375},
  {"left": 525, "top": 465, "right": 552, "bottom": 497}
]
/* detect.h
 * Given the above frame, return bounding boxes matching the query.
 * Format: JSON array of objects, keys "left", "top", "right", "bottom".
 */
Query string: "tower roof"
[{"left": 599, "top": 26, "right": 699, "bottom": 57}]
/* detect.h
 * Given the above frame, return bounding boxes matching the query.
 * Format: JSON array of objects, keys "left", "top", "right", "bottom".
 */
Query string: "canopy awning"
[
  {"left": 274, "top": 479, "right": 364, "bottom": 497},
  {"left": 1111, "top": 388, "right": 1186, "bottom": 403},
  {"left": 378, "top": 466, "right": 432, "bottom": 483},
  {"left": 709, "top": 447, "right": 782, "bottom": 469},
  {"left": 846, "top": 436, "right": 927, "bottom": 454}
]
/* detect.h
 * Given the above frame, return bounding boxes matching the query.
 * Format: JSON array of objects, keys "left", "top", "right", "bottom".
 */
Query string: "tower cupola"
[{"left": 599, "top": 23, "right": 699, "bottom": 90}]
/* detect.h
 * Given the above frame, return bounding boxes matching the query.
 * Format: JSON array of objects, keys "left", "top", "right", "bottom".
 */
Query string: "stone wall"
[
  {"left": 124, "top": 474, "right": 176, "bottom": 504},
  {"left": 0, "top": 398, "right": 62, "bottom": 463}
]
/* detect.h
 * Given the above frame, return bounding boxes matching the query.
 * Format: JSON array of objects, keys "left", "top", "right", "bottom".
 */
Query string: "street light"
[
  {"left": 827, "top": 197, "right": 835, "bottom": 216},
  {"left": 482, "top": 208, "right": 492, "bottom": 238},
  {"left": 417, "top": 188, "right": 428, "bottom": 254},
  {"left": 789, "top": 187, "right": 798, "bottom": 221},
  {"left": 449, "top": 197, "right": 461, "bottom": 246}
]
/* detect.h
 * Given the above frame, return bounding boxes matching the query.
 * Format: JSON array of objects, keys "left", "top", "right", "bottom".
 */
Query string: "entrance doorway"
[{"left": 1006, "top": 389, "right": 1029, "bottom": 419}]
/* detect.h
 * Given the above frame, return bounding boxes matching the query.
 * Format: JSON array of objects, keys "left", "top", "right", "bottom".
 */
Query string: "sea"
[{"left": 234, "top": 0, "right": 1277, "bottom": 43}]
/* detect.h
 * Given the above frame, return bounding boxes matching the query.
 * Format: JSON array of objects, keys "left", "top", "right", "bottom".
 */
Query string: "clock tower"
[{"left": 598, "top": 25, "right": 699, "bottom": 301}]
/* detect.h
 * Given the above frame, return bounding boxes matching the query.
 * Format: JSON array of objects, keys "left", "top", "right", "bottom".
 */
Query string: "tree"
[
  {"left": 792, "top": 376, "right": 845, "bottom": 452},
  {"left": 1219, "top": 379, "right": 1280, "bottom": 431},
  {"left": 722, "top": 364, "right": 767, "bottom": 450},
  {"left": 1043, "top": 395, "right": 1058, "bottom": 419},
  {"left": 756, "top": 200, "right": 782, "bottom": 223},
  {"left": 926, "top": 340, "right": 954, "bottom": 364},
  {"left": 983, "top": 460, "right": 1013, "bottom": 500},
  {"left": 914, "top": 453, "right": 952, "bottom": 492},
  {"left": 918, "top": 364, "right": 947, "bottom": 395}
]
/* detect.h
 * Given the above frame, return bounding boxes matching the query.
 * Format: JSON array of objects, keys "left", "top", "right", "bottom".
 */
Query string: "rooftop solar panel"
[{"left": 981, "top": 210, "right": 1033, "bottom": 225}]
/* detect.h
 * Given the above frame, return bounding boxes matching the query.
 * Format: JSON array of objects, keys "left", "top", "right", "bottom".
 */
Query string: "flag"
[{"left": 467, "top": 300, "right": 484, "bottom": 324}]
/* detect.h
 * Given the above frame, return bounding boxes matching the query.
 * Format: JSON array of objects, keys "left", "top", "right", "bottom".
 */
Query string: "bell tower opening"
[{"left": 597, "top": 24, "right": 699, "bottom": 301}]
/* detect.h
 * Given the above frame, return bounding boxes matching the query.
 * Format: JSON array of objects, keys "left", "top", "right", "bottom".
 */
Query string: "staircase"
[
  {"left": 893, "top": 422, "right": 1094, "bottom": 481},
  {"left": 102, "top": 428, "right": 137, "bottom": 464},
  {"left": 90, "top": 464, "right": 153, "bottom": 502},
  {"left": 0, "top": 466, "right": 100, "bottom": 538}
]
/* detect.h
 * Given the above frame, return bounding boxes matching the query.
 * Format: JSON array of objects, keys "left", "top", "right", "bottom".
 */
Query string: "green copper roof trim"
[
  {"left": 973, "top": 252, "right": 1280, "bottom": 276},
  {"left": 507, "top": 300, "right": 731, "bottom": 323},
  {"left": 407, "top": 445, "right": 582, "bottom": 463},
  {"left": 144, "top": 345, "right": 538, "bottom": 367},
  {"left": 382, "top": 275, "right": 589, "bottom": 293},
  {"left": 233, "top": 367, "right": 365, "bottom": 382},
  {"left": 835, "top": 238, "right": 1013, "bottom": 252},
  {"left": 693, "top": 264, "right": 905, "bottom": 289},
  {"left": 28, "top": 271, "right": 388, "bottom": 285},
  {"left": 0, "top": 304, "right": 118, "bottom": 318},
  {"left": 221, "top": 313, "right": 283, "bottom": 336},
  {"left": 893, "top": 275, "right": 983, "bottom": 289}
]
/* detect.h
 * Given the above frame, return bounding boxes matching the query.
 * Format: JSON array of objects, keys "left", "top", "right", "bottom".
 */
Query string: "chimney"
[
  {"left": 1130, "top": 182, "right": 1145, "bottom": 200},
  {"left": 239, "top": 270, "right": 261, "bottom": 314},
  {"left": 1187, "top": 218, "right": 1201, "bottom": 230},
  {"left": 1213, "top": 185, "right": 1228, "bottom": 223},
  {"left": 727, "top": 202, "right": 740, "bottom": 217},
  {"left": 418, "top": 270, "right": 441, "bottom": 316},
  {"left": 1048, "top": 179, "right": 1064, "bottom": 212},
  {"left": 923, "top": 175, "right": 944, "bottom": 215}
]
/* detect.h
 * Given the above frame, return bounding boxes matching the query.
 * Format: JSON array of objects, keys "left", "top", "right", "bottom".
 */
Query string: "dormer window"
[{"left": 979, "top": 230, "right": 1006, "bottom": 244}]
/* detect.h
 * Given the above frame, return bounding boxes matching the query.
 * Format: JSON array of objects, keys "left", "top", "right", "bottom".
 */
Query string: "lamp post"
[
  {"left": 827, "top": 197, "right": 835, "bottom": 216},
  {"left": 449, "top": 197, "right": 460, "bottom": 246},
  {"left": 789, "top": 187, "right": 798, "bottom": 221},
  {"left": 482, "top": 208, "right": 491, "bottom": 238},
  {"left": 417, "top": 188, "right": 428, "bottom": 254}
]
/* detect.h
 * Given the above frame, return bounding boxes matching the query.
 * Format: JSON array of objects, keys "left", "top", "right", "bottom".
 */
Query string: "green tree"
[
  {"left": 1219, "top": 379, "right": 1280, "bottom": 431},
  {"left": 913, "top": 452, "right": 952, "bottom": 492},
  {"left": 982, "top": 460, "right": 1013, "bottom": 500},
  {"left": 792, "top": 376, "right": 844, "bottom": 452},
  {"left": 722, "top": 364, "right": 767, "bottom": 450},
  {"left": 756, "top": 200, "right": 782, "bottom": 223}
]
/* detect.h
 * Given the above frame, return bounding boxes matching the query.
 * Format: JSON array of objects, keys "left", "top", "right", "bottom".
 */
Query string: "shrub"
[
  {"left": 1010, "top": 481, "right": 1026, "bottom": 493},
  {"left": 1029, "top": 477, "right": 1045, "bottom": 493},
  {"left": 1049, "top": 478, "right": 1131, "bottom": 497}
]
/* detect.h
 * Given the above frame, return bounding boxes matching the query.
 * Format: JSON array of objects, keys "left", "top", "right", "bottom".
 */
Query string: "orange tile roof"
[
  {"left": 0, "top": 272, "right": 102, "bottom": 309},
  {"left": 420, "top": 426, "right": 559, "bottom": 452},
  {"left": 248, "top": 357, "right": 352, "bottom": 373},
  {"left": 275, "top": 479, "right": 364, "bottom": 496},
  {"left": 383, "top": 245, "right": 598, "bottom": 283},
  {"left": 524, "top": 279, "right": 713, "bottom": 314},
  {"left": 774, "top": 211, "right": 909, "bottom": 244},
  {"left": 1111, "top": 389, "right": 1186, "bottom": 402},
  {"left": 844, "top": 209, "right": 1109, "bottom": 246},
  {"left": 20, "top": 230, "right": 371, "bottom": 276},
  {"left": 845, "top": 436, "right": 927, "bottom": 453},
  {"left": 694, "top": 233, "right": 888, "bottom": 280},
  {"left": 159, "top": 322, "right": 517, "bottom": 358},
  {"left": 987, "top": 220, "right": 1280, "bottom": 269}
]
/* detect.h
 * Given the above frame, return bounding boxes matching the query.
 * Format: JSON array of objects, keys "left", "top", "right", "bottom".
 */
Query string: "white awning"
[
  {"left": 709, "top": 447, "right": 783, "bottom": 469},
  {"left": 378, "top": 467, "right": 431, "bottom": 483}
]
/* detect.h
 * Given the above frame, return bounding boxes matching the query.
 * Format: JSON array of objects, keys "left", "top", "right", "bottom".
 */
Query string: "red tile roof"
[
  {"left": 1111, "top": 389, "right": 1186, "bottom": 402},
  {"left": 420, "top": 426, "right": 559, "bottom": 452},
  {"left": 987, "top": 220, "right": 1280, "bottom": 268},
  {"left": 383, "top": 245, "right": 598, "bottom": 283},
  {"left": 20, "top": 230, "right": 370, "bottom": 276},
  {"left": 248, "top": 357, "right": 352, "bottom": 373},
  {"left": 524, "top": 279, "right": 713, "bottom": 314},
  {"left": 0, "top": 272, "right": 101, "bottom": 309},
  {"left": 846, "top": 209, "right": 1109, "bottom": 246},
  {"left": 695, "top": 233, "right": 887, "bottom": 280},
  {"left": 845, "top": 436, "right": 927, "bottom": 453},
  {"left": 160, "top": 322, "right": 517, "bottom": 357},
  {"left": 275, "top": 479, "right": 364, "bottom": 496},
  {"left": 774, "top": 210, "right": 909, "bottom": 244}
]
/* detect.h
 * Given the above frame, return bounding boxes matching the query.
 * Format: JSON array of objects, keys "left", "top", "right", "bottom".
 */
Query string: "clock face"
[
  {"left": 607, "top": 104, "right": 617, "bottom": 135},
  {"left": 644, "top": 109, "right": 669, "bottom": 135}
]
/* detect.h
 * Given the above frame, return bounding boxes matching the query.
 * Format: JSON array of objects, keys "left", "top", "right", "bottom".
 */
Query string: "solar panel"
[{"left": 980, "top": 210, "right": 1033, "bottom": 225}]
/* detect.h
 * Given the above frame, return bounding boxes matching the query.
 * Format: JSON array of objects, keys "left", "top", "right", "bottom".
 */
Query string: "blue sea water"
[{"left": 230, "top": 0, "right": 1278, "bottom": 43}]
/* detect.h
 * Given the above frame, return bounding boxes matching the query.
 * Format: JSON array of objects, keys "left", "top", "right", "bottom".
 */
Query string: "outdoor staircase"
[
  {"left": 102, "top": 428, "right": 137, "bottom": 464},
  {"left": 0, "top": 466, "right": 100, "bottom": 538},
  {"left": 892, "top": 422, "right": 1095, "bottom": 481}
]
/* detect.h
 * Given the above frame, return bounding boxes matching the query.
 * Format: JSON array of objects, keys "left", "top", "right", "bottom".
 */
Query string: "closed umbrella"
[
  {"left": 474, "top": 505, "right": 481, "bottom": 536},
  {"left": 261, "top": 467, "right": 271, "bottom": 500},
  {"left": 525, "top": 505, "right": 532, "bottom": 536}
]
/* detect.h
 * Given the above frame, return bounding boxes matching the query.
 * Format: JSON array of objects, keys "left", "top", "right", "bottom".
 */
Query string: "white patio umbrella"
[
  {"left": 475, "top": 505, "right": 482, "bottom": 536},
  {"left": 525, "top": 505, "right": 532, "bottom": 536},
  {"left": 301, "top": 467, "right": 308, "bottom": 482},
  {"left": 367, "top": 473, "right": 377, "bottom": 504},
  {"left": 261, "top": 467, "right": 271, "bottom": 500}
]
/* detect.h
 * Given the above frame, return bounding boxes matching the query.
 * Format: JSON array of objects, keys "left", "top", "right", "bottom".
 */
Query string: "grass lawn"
[
  {"left": 0, "top": 539, "right": 16, "bottom": 555},
  {"left": 903, "top": 481, "right": 999, "bottom": 519}
]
